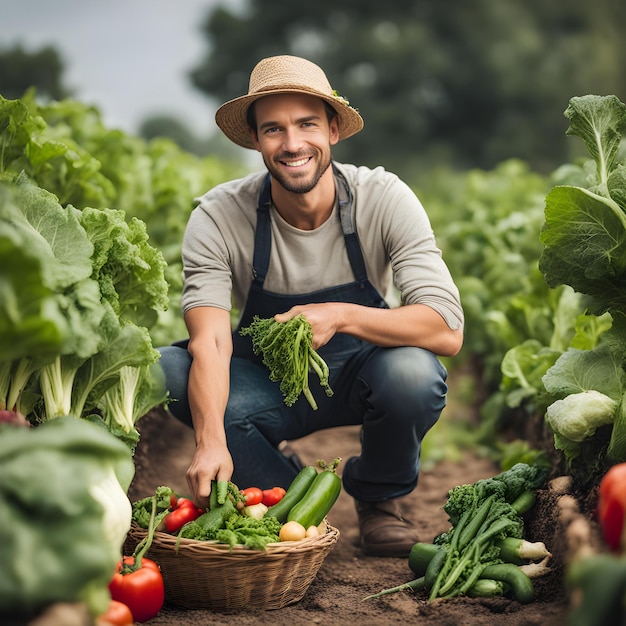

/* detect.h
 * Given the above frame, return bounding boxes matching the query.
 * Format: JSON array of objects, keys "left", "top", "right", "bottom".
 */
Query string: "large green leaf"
[{"left": 539, "top": 185, "right": 626, "bottom": 313}]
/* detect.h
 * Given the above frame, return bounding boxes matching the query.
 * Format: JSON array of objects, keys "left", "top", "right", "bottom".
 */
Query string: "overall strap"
[
  {"left": 251, "top": 173, "right": 272, "bottom": 285},
  {"left": 252, "top": 166, "right": 369, "bottom": 286},
  {"left": 333, "top": 164, "right": 369, "bottom": 284}
]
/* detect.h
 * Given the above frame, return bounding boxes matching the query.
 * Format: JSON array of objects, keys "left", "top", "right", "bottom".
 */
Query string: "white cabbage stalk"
[
  {"left": 546, "top": 390, "right": 617, "bottom": 442},
  {"left": 89, "top": 466, "right": 132, "bottom": 555}
]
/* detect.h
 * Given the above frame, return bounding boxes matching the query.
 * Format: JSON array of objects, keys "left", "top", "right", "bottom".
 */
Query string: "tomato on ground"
[
  {"left": 109, "top": 556, "right": 164, "bottom": 623},
  {"left": 97, "top": 599, "right": 134, "bottom": 626},
  {"left": 598, "top": 463, "right": 626, "bottom": 551}
]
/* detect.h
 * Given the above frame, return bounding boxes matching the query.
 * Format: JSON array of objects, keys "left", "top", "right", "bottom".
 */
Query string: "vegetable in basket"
[
  {"left": 266, "top": 465, "right": 319, "bottom": 523},
  {"left": 266, "top": 459, "right": 342, "bottom": 528},
  {"left": 287, "top": 458, "right": 342, "bottom": 528},
  {"left": 132, "top": 481, "right": 282, "bottom": 550},
  {"left": 163, "top": 497, "right": 204, "bottom": 533}
]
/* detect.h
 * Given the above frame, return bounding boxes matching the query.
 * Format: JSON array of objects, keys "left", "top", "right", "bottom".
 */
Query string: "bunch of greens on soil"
[
  {"left": 428, "top": 462, "right": 549, "bottom": 600},
  {"left": 239, "top": 315, "right": 333, "bottom": 410},
  {"left": 366, "top": 463, "right": 551, "bottom": 603}
]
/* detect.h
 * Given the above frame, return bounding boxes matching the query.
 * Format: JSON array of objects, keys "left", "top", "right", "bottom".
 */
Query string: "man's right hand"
[
  {"left": 185, "top": 440, "right": 234, "bottom": 509},
  {"left": 183, "top": 306, "right": 235, "bottom": 509}
]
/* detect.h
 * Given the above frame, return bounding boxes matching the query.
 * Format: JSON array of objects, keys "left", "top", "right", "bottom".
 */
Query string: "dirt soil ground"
[{"left": 128, "top": 393, "right": 577, "bottom": 626}]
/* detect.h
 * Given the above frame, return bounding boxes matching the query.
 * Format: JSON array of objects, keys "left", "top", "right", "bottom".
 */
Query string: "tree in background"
[
  {"left": 0, "top": 44, "right": 69, "bottom": 101},
  {"left": 139, "top": 114, "right": 244, "bottom": 161},
  {"left": 189, "top": 0, "right": 626, "bottom": 182}
]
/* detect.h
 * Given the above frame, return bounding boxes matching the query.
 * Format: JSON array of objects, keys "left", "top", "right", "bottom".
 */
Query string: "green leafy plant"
[{"left": 239, "top": 315, "right": 333, "bottom": 410}]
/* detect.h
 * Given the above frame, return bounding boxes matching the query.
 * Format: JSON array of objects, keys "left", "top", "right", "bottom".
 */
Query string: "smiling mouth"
[{"left": 280, "top": 156, "right": 311, "bottom": 168}]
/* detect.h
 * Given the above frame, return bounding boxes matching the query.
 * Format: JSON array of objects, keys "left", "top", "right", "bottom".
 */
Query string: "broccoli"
[{"left": 429, "top": 463, "right": 549, "bottom": 600}]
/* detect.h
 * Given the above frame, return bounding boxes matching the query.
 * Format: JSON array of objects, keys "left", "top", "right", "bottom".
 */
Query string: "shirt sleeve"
[{"left": 355, "top": 167, "right": 464, "bottom": 331}]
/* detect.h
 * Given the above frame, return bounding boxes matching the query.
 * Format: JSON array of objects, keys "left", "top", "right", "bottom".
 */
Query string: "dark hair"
[{"left": 246, "top": 99, "right": 338, "bottom": 137}]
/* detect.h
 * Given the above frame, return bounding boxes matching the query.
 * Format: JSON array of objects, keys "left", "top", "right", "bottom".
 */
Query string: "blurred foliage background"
[
  {"left": 2, "top": 1, "right": 625, "bottom": 185},
  {"left": 3, "top": 1, "right": 626, "bottom": 466}
]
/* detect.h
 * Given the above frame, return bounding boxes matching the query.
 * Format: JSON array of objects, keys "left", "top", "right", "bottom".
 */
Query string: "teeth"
[{"left": 285, "top": 158, "right": 309, "bottom": 167}]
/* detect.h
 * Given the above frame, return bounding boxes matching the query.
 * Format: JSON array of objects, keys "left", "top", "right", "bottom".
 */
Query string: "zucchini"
[
  {"left": 265, "top": 465, "right": 318, "bottom": 523},
  {"left": 480, "top": 563, "right": 534, "bottom": 604},
  {"left": 195, "top": 496, "right": 236, "bottom": 532},
  {"left": 408, "top": 542, "right": 441, "bottom": 577},
  {"left": 424, "top": 545, "right": 448, "bottom": 590},
  {"left": 287, "top": 459, "right": 342, "bottom": 528}
]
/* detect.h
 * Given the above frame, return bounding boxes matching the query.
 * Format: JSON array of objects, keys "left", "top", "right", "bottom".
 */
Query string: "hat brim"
[{"left": 215, "top": 87, "right": 364, "bottom": 149}]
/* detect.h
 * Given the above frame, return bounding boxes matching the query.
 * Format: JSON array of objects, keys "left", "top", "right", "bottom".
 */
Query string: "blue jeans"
[{"left": 157, "top": 343, "right": 447, "bottom": 502}]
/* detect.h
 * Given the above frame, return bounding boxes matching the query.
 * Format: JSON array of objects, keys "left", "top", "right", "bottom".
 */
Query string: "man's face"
[{"left": 251, "top": 93, "right": 339, "bottom": 194}]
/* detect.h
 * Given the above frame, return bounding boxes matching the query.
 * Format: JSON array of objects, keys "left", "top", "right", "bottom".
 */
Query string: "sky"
[{"left": 0, "top": 0, "right": 241, "bottom": 136}]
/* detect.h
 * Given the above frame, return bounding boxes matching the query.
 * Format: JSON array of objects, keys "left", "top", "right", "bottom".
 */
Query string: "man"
[{"left": 158, "top": 55, "right": 464, "bottom": 557}]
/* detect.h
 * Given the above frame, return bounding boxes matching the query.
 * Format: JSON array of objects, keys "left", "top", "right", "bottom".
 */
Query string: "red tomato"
[
  {"left": 262, "top": 486, "right": 287, "bottom": 506},
  {"left": 164, "top": 504, "right": 202, "bottom": 532},
  {"left": 176, "top": 497, "right": 197, "bottom": 509},
  {"left": 598, "top": 463, "right": 626, "bottom": 552},
  {"left": 97, "top": 599, "right": 134, "bottom": 626},
  {"left": 241, "top": 487, "right": 263, "bottom": 505},
  {"left": 109, "top": 556, "right": 164, "bottom": 623}
]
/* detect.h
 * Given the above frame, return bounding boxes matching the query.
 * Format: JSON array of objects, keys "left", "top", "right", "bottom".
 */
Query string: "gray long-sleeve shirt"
[{"left": 182, "top": 162, "right": 464, "bottom": 331}]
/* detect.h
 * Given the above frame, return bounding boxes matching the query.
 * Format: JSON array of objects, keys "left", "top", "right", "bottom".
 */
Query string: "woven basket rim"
[{"left": 128, "top": 519, "right": 339, "bottom": 555}]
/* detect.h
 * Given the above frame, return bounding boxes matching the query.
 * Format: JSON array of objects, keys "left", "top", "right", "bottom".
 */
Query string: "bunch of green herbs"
[{"left": 239, "top": 314, "right": 333, "bottom": 410}]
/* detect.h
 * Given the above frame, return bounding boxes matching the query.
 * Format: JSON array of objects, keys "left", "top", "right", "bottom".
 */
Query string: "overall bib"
[
  {"left": 224, "top": 165, "right": 448, "bottom": 499},
  {"left": 158, "top": 165, "right": 448, "bottom": 501}
]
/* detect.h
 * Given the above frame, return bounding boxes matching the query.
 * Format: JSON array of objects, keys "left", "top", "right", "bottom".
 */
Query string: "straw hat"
[{"left": 215, "top": 55, "right": 364, "bottom": 149}]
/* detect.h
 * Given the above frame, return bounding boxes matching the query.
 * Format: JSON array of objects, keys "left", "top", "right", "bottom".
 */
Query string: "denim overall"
[{"left": 158, "top": 165, "right": 448, "bottom": 501}]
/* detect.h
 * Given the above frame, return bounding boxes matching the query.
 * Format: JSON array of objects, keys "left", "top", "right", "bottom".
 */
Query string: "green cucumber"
[
  {"left": 424, "top": 545, "right": 448, "bottom": 590},
  {"left": 480, "top": 563, "right": 534, "bottom": 604},
  {"left": 408, "top": 542, "right": 441, "bottom": 577},
  {"left": 287, "top": 460, "right": 342, "bottom": 528},
  {"left": 265, "top": 465, "right": 318, "bottom": 523}
]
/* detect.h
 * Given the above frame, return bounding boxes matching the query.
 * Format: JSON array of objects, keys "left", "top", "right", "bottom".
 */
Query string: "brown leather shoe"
[{"left": 355, "top": 499, "right": 420, "bottom": 557}]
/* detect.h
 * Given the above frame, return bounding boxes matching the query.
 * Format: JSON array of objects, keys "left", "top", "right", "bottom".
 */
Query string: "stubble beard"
[{"left": 265, "top": 151, "right": 332, "bottom": 194}]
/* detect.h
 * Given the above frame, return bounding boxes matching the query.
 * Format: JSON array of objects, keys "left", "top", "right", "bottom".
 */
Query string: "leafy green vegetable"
[
  {"left": 542, "top": 313, "right": 626, "bottom": 468},
  {"left": 0, "top": 416, "right": 134, "bottom": 618},
  {"left": 215, "top": 514, "right": 281, "bottom": 550},
  {"left": 1, "top": 93, "right": 244, "bottom": 346},
  {"left": 546, "top": 390, "right": 617, "bottom": 443},
  {"left": 239, "top": 314, "right": 333, "bottom": 410},
  {"left": 539, "top": 95, "right": 626, "bottom": 315},
  {"left": 0, "top": 173, "right": 167, "bottom": 446},
  {"left": 429, "top": 463, "right": 548, "bottom": 600},
  {"left": 131, "top": 485, "right": 176, "bottom": 529}
]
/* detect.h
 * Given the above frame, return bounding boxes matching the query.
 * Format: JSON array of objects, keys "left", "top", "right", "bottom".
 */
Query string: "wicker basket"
[{"left": 124, "top": 521, "right": 340, "bottom": 611}]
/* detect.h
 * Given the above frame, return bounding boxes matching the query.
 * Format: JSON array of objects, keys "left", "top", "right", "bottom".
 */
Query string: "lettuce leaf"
[{"left": 539, "top": 95, "right": 626, "bottom": 315}]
